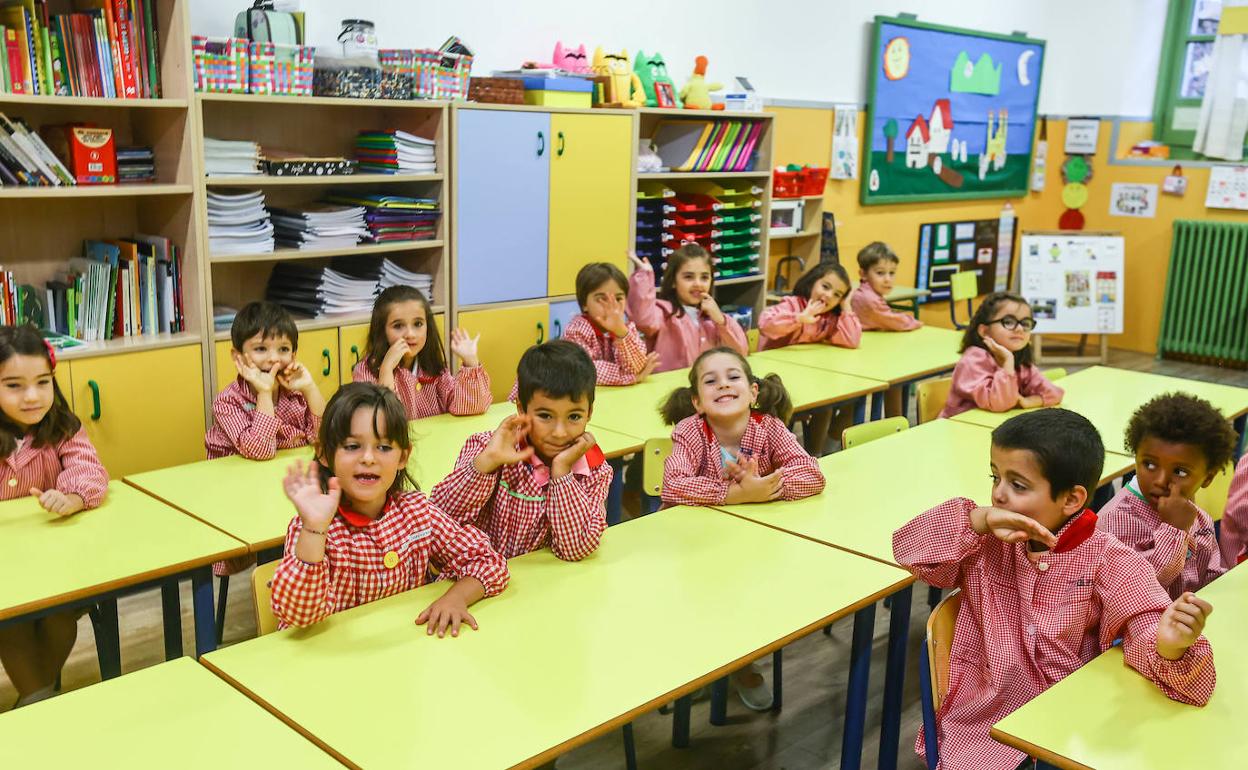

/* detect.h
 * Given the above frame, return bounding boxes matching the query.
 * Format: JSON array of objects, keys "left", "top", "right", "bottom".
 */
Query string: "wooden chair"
[
  {"left": 916, "top": 376, "right": 953, "bottom": 424},
  {"left": 948, "top": 272, "right": 979, "bottom": 329},
  {"left": 251, "top": 560, "right": 279, "bottom": 637},
  {"left": 642, "top": 438, "right": 673, "bottom": 498},
  {"left": 842, "top": 416, "right": 909, "bottom": 449},
  {"left": 746, "top": 327, "right": 761, "bottom": 353},
  {"left": 919, "top": 589, "right": 962, "bottom": 769},
  {"left": 1196, "top": 465, "right": 1234, "bottom": 524}
]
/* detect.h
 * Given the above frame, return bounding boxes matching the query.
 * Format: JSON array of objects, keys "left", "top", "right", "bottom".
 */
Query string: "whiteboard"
[{"left": 1019, "top": 233, "right": 1124, "bottom": 335}]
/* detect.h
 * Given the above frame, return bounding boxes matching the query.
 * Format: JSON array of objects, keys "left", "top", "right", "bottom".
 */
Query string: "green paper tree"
[{"left": 883, "top": 119, "right": 898, "bottom": 164}]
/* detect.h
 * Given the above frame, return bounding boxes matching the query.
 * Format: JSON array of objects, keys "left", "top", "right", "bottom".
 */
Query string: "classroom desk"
[
  {"left": 883, "top": 285, "right": 931, "bottom": 318},
  {"left": 708, "top": 418, "right": 1134, "bottom": 770},
  {"left": 126, "top": 409, "right": 644, "bottom": 552},
  {"left": 950, "top": 366, "right": 1248, "bottom": 451},
  {"left": 0, "top": 482, "right": 247, "bottom": 663},
  {"left": 991, "top": 562, "right": 1247, "bottom": 770},
  {"left": 0, "top": 657, "right": 341, "bottom": 767},
  {"left": 201, "top": 506, "right": 911, "bottom": 770}
]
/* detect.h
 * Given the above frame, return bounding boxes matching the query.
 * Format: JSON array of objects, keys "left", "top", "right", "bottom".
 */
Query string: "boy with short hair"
[
  {"left": 1097, "top": 392, "right": 1234, "bottom": 598},
  {"left": 205, "top": 301, "right": 325, "bottom": 460},
  {"left": 893, "top": 409, "right": 1216, "bottom": 770},
  {"left": 565, "top": 261, "right": 659, "bottom": 385},
  {"left": 850, "top": 241, "right": 922, "bottom": 332},
  {"left": 431, "top": 340, "right": 612, "bottom": 561}
]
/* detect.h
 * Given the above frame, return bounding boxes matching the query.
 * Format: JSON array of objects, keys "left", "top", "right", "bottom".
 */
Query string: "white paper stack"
[
  {"left": 204, "top": 137, "right": 263, "bottom": 176},
  {"left": 269, "top": 203, "right": 369, "bottom": 251},
  {"left": 378, "top": 259, "right": 433, "bottom": 294},
  {"left": 265, "top": 262, "right": 378, "bottom": 317},
  {"left": 356, "top": 130, "right": 437, "bottom": 174},
  {"left": 207, "top": 190, "right": 274, "bottom": 255}
]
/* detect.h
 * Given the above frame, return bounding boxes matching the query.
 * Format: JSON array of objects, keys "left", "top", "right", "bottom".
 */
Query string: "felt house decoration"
[
  {"left": 906, "top": 114, "right": 930, "bottom": 169},
  {"left": 928, "top": 99, "right": 952, "bottom": 155}
]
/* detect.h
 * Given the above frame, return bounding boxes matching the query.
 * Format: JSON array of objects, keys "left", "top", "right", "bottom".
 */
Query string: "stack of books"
[
  {"left": 265, "top": 262, "right": 378, "bottom": 318},
  {"left": 116, "top": 145, "right": 155, "bottom": 183},
  {"left": 204, "top": 137, "right": 262, "bottom": 176},
  {"left": 326, "top": 193, "right": 439, "bottom": 242},
  {"left": 377, "top": 259, "right": 433, "bottom": 294},
  {"left": 0, "top": 1, "right": 163, "bottom": 98},
  {"left": 355, "top": 130, "right": 436, "bottom": 174},
  {"left": 269, "top": 202, "right": 369, "bottom": 251},
  {"left": 207, "top": 190, "right": 273, "bottom": 255},
  {"left": 0, "top": 112, "right": 74, "bottom": 186}
]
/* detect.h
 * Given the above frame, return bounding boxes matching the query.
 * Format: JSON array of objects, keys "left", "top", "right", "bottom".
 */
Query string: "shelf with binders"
[{"left": 637, "top": 110, "right": 774, "bottom": 174}]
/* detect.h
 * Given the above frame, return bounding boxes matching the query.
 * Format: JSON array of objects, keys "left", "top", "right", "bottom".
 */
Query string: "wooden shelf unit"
[{"left": 768, "top": 192, "right": 827, "bottom": 295}]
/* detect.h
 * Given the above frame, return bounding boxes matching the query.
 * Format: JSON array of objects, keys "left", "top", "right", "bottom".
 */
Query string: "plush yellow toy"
[
  {"left": 679, "top": 55, "right": 724, "bottom": 110},
  {"left": 591, "top": 46, "right": 644, "bottom": 108}
]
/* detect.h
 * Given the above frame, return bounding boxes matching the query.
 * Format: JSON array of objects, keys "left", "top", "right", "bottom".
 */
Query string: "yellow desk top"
[
  {"left": 747, "top": 357, "right": 887, "bottom": 410},
  {"left": 0, "top": 657, "right": 340, "bottom": 767},
  {"left": 202, "top": 506, "right": 912, "bottom": 769},
  {"left": 0, "top": 482, "right": 246, "bottom": 621},
  {"left": 949, "top": 365, "right": 1248, "bottom": 445},
  {"left": 711, "top": 419, "right": 1134, "bottom": 565},
  {"left": 883, "top": 285, "right": 931, "bottom": 302},
  {"left": 991, "top": 562, "right": 1248, "bottom": 770},
  {"left": 752, "top": 326, "right": 962, "bottom": 385},
  {"left": 126, "top": 408, "right": 643, "bottom": 551}
]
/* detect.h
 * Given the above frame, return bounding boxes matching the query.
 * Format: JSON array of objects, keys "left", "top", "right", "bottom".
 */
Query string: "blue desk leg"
[
  {"left": 900, "top": 382, "right": 912, "bottom": 420},
  {"left": 853, "top": 397, "right": 867, "bottom": 425},
  {"left": 622, "top": 723, "right": 638, "bottom": 770},
  {"left": 160, "top": 581, "right": 183, "bottom": 660},
  {"left": 879, "top": 585, "right": 912, "bottom": 770},
  {"left": 841, "top": 603, "right": 876, "bottom": 770},
  {"left": 1234, "top": 414, "right": 1246, "bottom": 461},
  {"left": 709, "top": 676, "right": 729, "bottom": 725},
  {"left": 871, "top": 392, "right": 885, "bottom": 422},
  {"left": 672, "top": 694, "right": 692, "bottom": 748},
  {"left": 94, "top": 598, "right": 121, "bottom": 679},
  {"left": 606, "top": 458, "right": 624, "bottom": 526},
  {"left": 772, "top": 647, "right": 783, "bottom": 710},
  {"left": 190, "top": 567, "right": 217, "bottom": 657}
]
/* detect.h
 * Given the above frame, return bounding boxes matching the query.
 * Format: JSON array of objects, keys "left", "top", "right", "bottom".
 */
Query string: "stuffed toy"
[
  {"left": 552, "top": 41, "right": 591, "bottom": 74},
  {"left": 591, "top": 46, "right": 644, "bottom": 107},
  {"left": 634, "top": 50, "right": 681, "bottom": 108},
  {"left": 679, "top": 55, "right": 724, "bottom": 110}
]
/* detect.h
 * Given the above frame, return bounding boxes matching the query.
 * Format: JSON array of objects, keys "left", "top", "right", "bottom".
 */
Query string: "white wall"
[{"left": 190, "top": 0, "right": 1166, "bottom": 116}]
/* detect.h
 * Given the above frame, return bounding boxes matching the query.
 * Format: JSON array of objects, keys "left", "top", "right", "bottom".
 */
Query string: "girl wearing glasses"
[{"left": 940, "top": 292, "right": 1064, "bottom": 418}]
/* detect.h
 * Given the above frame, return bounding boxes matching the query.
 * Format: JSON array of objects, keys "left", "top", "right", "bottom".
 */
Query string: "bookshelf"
[
  {"left": 768, "top": 189, "right": 827, "bottom": 296},
  {"left": 632, "top": 109, "right": 775, "bottom": 327}
]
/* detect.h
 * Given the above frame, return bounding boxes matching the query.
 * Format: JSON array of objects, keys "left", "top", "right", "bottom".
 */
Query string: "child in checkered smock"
[
  {"left": 0, "top": 325, "right": 109, "bottom": 708},
  {"left": 270, "top": 382, "right": 508, "bottom": 634}
]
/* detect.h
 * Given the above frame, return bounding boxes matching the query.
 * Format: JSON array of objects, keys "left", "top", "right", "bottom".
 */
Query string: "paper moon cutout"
[{"left": 1018, "top": 50, "right": 1035, "bottom": 86}]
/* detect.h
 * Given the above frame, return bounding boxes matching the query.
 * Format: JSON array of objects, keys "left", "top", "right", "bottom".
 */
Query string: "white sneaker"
[{"left": 734, "top": 675, "right": 774, "bottom": 711}]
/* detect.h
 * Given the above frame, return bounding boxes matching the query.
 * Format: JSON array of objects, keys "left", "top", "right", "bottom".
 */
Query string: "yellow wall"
[{"left": 766, "top": 107, "right": 1248, "bottom": 354}]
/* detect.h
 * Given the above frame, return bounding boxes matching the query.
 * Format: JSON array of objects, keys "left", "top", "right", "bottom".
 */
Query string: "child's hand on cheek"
[
  {"left": 1156, "top": 482, "right": 1199, "bottom": 531},
  {"left": 233, "top": 351, "right": 276, "bottom": 394},
  {"left": 700, "top": 295, "right": 727, "bottom": 325},
  {"left": 841, "top": 289, "right": 857, "bottom": 316},
  {"left": 380, "top": 338, "right": 411, "bottom": 375},
  {"left": 598, "top": 300, "right": 630, "bottom": 337},
  {"left": 981, "top": 337, "right": 1015, "bottom": 371},
  {"left": 552, "top": 432, "right": 596, "bottom": 478},
  {"left": 473, "top": 415, "right": 534, "bottom": 474},
  {"left": 449, "top": 328, "right": 480, "bottom": 368},
  {"left": 30, "top": 488, "right": 84, "bottom": 517},
  {"left": 1157, "top": 592, "right": 1212, "bottom": 660},
  {"left": 278, "top": 361, "right": 315, "bottom": 394},
  {"left": 798, "top": 299, "right": 828, "bottom": 325}
]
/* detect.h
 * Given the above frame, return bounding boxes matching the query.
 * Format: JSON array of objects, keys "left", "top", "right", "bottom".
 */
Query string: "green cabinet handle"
[
  {"left": 322, "top": 349, "right": 331, "bottom": 376},
  {"left": 87, "top": 379, "right": 100, "bottom": 420},
  {"left": 350, "top": 344, "right": 360, "bottom": 366},
  {"left": 536, "top": 322, "right": 545, "bottom": 344},
  {"left": 557, "top": 130, "right": 565, "bottom": 157},
  {"left": 553, "top": 319, "right": 562, "bottom": 339},
  {"left": 537, "top": 131, "right": 545, "bottom": 157}
]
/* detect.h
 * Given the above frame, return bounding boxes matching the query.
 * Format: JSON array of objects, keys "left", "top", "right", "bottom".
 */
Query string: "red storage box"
[
  {"left": 772, "top": 169, "right": 801, "bottom": 198},
  {"left": 798, "top": 166, "right": 830, "bottom": 196}
]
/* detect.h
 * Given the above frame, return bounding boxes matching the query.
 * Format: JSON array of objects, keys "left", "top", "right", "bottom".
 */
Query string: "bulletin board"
[
  {"left": 1019, "top": 232, "right": 1124, "bottom": 334},
  {"left": 862, "top": 15, "right": 1045, "bottom": 205},
  {"left": 915, "top": 217, "right": 1015, "bottom": 302}
]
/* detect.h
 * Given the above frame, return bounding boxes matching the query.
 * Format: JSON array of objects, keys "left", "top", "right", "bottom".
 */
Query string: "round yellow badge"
[
  {"left": 1061, "top": 182, "right": 1088, "bottom": 210},
  {"left": 383, "top": 551, "right": 399, "bottom": 569}
]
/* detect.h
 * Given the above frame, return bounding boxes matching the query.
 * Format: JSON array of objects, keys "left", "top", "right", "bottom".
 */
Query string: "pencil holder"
[{"left": 193, "top": 37, "right": 249, "bottom": 93}]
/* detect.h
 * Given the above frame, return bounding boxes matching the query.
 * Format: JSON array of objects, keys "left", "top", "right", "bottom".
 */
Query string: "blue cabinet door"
[
  {"left": 455, "top": 110, "right": 550, "bottom": 306},
  {"left": 549, "top": 299, "right": 580, "bottom": 340}
]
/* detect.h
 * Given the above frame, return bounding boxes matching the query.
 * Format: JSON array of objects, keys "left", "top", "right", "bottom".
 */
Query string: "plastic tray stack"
[
  {"left": 635, "top": 181, "right": 763, "bottom": 286},
  {"left": 635, "top": 182, "right": 676, "bottom": 283}
]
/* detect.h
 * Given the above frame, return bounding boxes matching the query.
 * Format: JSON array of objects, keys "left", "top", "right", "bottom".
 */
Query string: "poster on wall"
[
  {"left": 1205, "top": 165, "right": 1248, "bottom": 210},
  {"left": 1108, "top": 183, "right": 1158, "bottom": 217},
  {"left": 1019, "top": 232, "right": 1124, "bottom": 334},
  {"left": 915, "top": 215, "right": 1016, "bottom": 301},
  {"left": 862, "top": 16, "right": 1045, "bottom": 205},
  {"left": 831, "top": 105, "right": 859, "bottom": 179}
]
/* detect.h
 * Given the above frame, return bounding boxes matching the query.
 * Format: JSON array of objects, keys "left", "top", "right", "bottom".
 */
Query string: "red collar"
[
  {"left": 1051, "top": 509, "right": 1097, "bottom": 553},
  {"left": 699, "top": 413, "right": 764, "bottom": 442},
  {"left": 585, "top": 316, "right": 613, "bottom": 340},
  {"left": 337, "top": 504, "right": 381, "bottom": 527}
]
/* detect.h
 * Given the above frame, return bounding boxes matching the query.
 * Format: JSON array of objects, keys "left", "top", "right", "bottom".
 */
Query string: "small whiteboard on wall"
[{"left": 1019, "top": 232, "right": 1124, "bottom": 334}]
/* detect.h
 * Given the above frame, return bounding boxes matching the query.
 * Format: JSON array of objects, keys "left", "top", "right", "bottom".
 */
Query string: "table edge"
[
  {"left": 122, "top": 478, "right": 280, "bottom": 553},
  {"left": 988, "top": 725, "right": 1092, "bottom": 770}
]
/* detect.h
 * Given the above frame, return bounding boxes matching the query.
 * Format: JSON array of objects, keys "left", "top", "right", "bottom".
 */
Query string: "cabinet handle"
[
  {"left": 536, "top": 322, "right": 545, "bottom": 344},
  {"left": 322, "top": 349, "right": 332, "bottom": 376},
  {"left": 87, "top": 379, "right": 101, "bottom": 420},
  {"left": 350, "top": 344, "right": 360, "bottom": 366},
  {"left": 537, "top": 131, "right": 545, "bottom": 157},
  {"left": 557, "top": 130, "right": 565, "bottom": 157},
  {"left": 553, "top": 319, "right": 562, "bottom": 339}
]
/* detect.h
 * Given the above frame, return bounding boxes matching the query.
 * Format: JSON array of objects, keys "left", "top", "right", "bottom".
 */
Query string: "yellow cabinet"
[
  {"left": 338, "top": 323, "right": 369, "bottom": 384},
  {"left": 69, "top": 345, "right": 205, "bottom": 477},
  {"left": 457, "top": 304, "right": 547, "bottom": 402},
  {"left": 54, "top": 366, "right": 71, "bottom": 409},
  {"left": 547, "top": 113, "right": 632, "bottom": 297},
  {"left": 213, "top": 339, "right": 236, "bottom": 394},
  {"left": 299, "top": 328, "right": 341, "bottom": 403}
]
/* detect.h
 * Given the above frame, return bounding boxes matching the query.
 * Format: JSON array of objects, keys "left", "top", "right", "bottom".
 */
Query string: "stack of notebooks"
[
  {"left": 635, "top": 181, "right": 762, "bottom": 283},
  {"left": 355, "top": 130, "right": 437, "bottom": 174},
  {"left": 43, "top": 236, "right": 186, "bottom": 341},
  {"left": 212, "top": 304, "right": 238, "bottom": 332},
  {"left": 0, "top": 0, "right": 163, "bottom": 98},
  {"left": 116, "top": 146, "right": 155, "bottom": 183},
  {"left": 207, "top": 190, "right": 273, "bottom": 255},
  {"left": 326, "top": 193, "right": 440, "bottom": 242},
  {"left": 0, "top": 112, "right": 74, "bottom": 186},
  {"left": 650, "top": 119, "right": 766, "bottom": 173},
  {"left": 265, "top": 257, "right": 435, "bottom": 319},
  {"left": 377, "top": 259, "right": 433, "bottom": 293},
  {"left": 269, "top": 203, "right": 369, "bottom": 251},
  {"left": 204, "top": 137, "right": 262, "bottom": 176}
]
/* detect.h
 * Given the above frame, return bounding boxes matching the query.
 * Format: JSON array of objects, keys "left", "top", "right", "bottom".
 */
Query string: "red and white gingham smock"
[
  {"left": 352, "top": 360, "right": 491, "bottom": 419},
  {"left": 561, "top": 314, "right": 649, "bottom": 386},
  {"left": 204, "top": 378, "right": 319, "bottom": 460}
]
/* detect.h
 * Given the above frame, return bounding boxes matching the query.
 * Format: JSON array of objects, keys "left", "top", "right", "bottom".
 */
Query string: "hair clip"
[{"left": 42, "top": 339, "right": 57, "bottom": 370}]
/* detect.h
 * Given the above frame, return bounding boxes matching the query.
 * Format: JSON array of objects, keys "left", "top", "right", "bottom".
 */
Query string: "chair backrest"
[
  {"left": 642, "top": 437, "right": 673, "bottom": 497},
  {"left": 926, "top": 589, "right": 962, "bottom": 713},
  {"left": 746, "top": 327, "right": 760, "bottom": 353},
  {"left": 950, "top": 272, "right": 979, "bottom": 302},
  {"left": 1196, "top": 465, "right": 1234, "bottom": 522},
  {"left": 916, "top": 376, "right": 953, "bottom": 424},
  {"left": 1043, "top": 367, "right": 1068, "bottom": 381},
  {"left": 842, "top": 415, "right": 909, "bottom": 450},
  {"left": 252, "top": 560, "right": 280, "bottom": 637}
]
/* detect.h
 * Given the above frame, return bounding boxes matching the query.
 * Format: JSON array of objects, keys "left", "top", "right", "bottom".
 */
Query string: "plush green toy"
[{"left": 634, "top": 50, "right": 681, "bottom": 108}]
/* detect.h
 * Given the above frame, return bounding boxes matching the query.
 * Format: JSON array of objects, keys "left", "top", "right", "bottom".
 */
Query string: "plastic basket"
[
  {"left": 407, "top": 48, "right": 473, "bottom": 100},
  {"left": 798, "top": 166, "right": 830, "bottom": 196},
  {"left": 193, "top": 37, "right": 248, "bottom": 93},
  {"left": 772, "top": 169, "right": 801, "bottom": 198},
  {"left": 247, "top": 42, "right": 315, "bottom": 96}
]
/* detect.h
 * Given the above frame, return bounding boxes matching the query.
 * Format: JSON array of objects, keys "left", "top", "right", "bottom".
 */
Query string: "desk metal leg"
[
  {"left": 853, "top": 397, "right": 867, "bottom": 425},
  {"left": 841, "top": 603, "right": 875, "bottom": 770},
  {"left": 160, "top": 581, "right": 183, "bottom": 660},
  {"left": 672, "top": 694, "right": 692, "bottom": 748},
  {"left": 709, "top": 676, "right": 729, "bottom": 725},
  {"left": 1235, "top": 414, "right": 1246, "bottom": 461},
  {"left": 606, "top": 458, "right": 624, "bottom": 526},
  {"left": 772, "top": 648, "right": 784, "bottom": 710},
  {"left": 622, "top": 723, "right": 638, "bottom": 770},
  {"left": 190, "top": 567, "right": 217, "bottom": 657},
  {"left": 900, "top": 382, "right": 912, "bottom": 420},
  {"left": 879, "top": 585, "right": 912, "bottom": 770},
  {"left": 871, "top": 392, "right": 885, "bottom": 421},
  {"left": 94, "top": 598, "right": 121, "bottom": 679}
]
